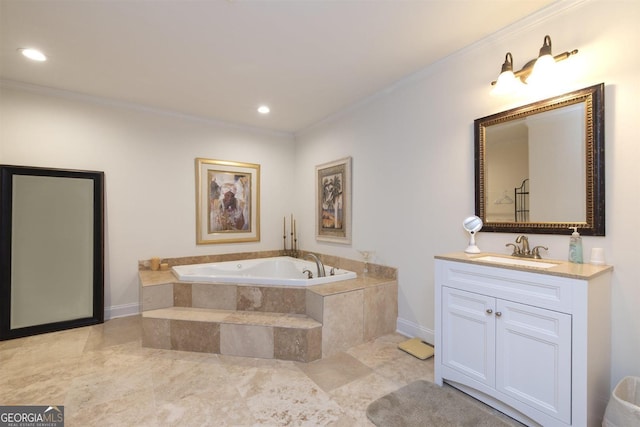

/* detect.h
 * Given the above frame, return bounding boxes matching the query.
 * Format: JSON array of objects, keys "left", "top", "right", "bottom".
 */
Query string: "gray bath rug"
[{"left": 366, "top": 380, "right": 523, "bottom": 427}]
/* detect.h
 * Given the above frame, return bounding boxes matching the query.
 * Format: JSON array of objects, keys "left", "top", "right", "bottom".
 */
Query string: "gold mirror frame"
[{"left": 474, "top": 83, "right": 605, "bottom": 235}]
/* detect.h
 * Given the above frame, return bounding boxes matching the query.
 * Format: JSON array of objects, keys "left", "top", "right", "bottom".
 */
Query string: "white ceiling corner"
[{"left": 0, "top": 0, "right": 557, "bottom": 134}]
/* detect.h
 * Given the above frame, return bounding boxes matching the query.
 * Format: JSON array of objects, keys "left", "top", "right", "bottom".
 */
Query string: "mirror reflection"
[{"left": 474, "top": 83, "right": 605, "bottom": 235}]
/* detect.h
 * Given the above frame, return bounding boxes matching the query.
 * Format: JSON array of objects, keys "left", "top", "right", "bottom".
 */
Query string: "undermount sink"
[{"left": 475, "top": 255, "right": 558, "bottom": 269}]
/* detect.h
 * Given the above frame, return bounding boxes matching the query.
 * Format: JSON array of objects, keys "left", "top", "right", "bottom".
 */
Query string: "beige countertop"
[
  {"left": 139, "top": 270, "right": 176, "bottom": 286},
  {"left": 435, "top": 252, "right": 613, "bottom": 280}
]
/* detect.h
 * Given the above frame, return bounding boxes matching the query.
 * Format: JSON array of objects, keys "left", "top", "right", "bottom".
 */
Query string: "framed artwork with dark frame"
[
  {"left": 316, "top": 157, "right": 352, "bottom": 244},
  {"left": 195, "top": 158, "right": 260, "bottom": 244}
]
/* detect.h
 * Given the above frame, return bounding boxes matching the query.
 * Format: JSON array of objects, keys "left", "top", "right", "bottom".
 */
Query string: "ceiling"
[{"left": 0, "top": 0, "right": 556, "bottom": 134}]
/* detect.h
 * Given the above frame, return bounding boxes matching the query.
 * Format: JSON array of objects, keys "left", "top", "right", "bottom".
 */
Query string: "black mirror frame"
[
  {"left": 0, "top": 165, "right": 105, "bottom": 340},
  {"left": 474, "top": 83, "right": 605, "bottom": 236}
]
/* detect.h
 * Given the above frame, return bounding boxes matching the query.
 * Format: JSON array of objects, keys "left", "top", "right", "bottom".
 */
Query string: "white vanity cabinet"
[{"left": 435, "top": 254, "right": 612, "bottom": 427}]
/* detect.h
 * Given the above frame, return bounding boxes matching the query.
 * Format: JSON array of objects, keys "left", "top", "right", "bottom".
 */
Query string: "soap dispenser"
[{"left": 568, "top": 227, "right": 583, "bottom": 264}]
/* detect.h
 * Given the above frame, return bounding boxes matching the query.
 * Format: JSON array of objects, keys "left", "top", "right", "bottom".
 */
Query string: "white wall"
[
  {"left": 295, "top": 0, "right": 640, "bottom": 388},
  {"left": 0, "top": 84, "right": 295, "bottom": 317}
]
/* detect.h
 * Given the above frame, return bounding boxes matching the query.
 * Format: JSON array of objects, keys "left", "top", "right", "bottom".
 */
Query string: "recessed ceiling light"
[
  {"left": 18, "top": 48, "right": 47, "bottom": 62},
  {"left": 257, "top": 105, "right": 270, "bottom": 114}
]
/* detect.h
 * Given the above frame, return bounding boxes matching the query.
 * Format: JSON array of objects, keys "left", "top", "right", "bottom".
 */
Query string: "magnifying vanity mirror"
[
  {"left": 474, "top": 83, "right": 605, "bottom": 235},
  {"left": 463, "top": 215, "right": 483, "bottom": 253}
]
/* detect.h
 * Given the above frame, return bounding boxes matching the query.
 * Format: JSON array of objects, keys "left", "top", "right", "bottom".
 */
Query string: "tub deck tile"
[
  {"left": 274, "top": 326, "right": 322, "bottom": 362},
  {"left": 142, "top": 307, "right": 322, "bottom": 362},
  {"left": 220, "top": 323, "right": 273, "bottom": 359},
  {"left": 139, "top": 270, "right": 175, "bottom": 286},
  {"left": 143, "top": 307, "right": 233, "bottom": 322},
  {"left": 171, "top": 319, "right": 220, "bottom": 353},
  {"left": 142, "top": 307, "right": 321, "bottom": 329},
  {"left": 237, "top": 286, "right": 306, "bottom": 314}
]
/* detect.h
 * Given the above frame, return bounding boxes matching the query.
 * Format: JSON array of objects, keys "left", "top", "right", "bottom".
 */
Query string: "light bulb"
[
  {"left": 491, "top": 70, "right": 524, "bottom": 96},
  {"left": 528, "top": 54, "right": 556, "bottom": 87},
  {"left": 19, "top": 48, "right": 47, "bottom": 62}
]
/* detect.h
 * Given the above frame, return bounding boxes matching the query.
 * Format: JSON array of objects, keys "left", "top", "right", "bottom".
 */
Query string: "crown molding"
[
  {"left": 0, "top": 79, "right": 294, "bottom": 139},
  {"left": 296, "top": 0, "right": 589, "bottom": 138}
]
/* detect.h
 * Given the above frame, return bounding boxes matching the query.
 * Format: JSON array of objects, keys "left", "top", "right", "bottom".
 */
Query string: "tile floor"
[{"left": 0, "top": 315, "right": 434, "bottom": 426}]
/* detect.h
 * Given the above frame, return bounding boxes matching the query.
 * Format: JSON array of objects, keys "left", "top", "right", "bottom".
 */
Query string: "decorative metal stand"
[{"left": 283, "top": 214, "right": 299, "bottom": 258}]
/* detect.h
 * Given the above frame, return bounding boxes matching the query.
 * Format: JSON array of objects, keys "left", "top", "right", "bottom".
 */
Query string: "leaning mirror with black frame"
[
  {"left": 474, "top": 83, "right": 605, "bottom": 235},
  {"left": 0, "top": 165, "right": 105, "bottom": 340}
]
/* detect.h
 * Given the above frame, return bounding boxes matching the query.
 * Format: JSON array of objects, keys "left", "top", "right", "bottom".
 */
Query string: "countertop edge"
[{"left": 435, "top": 252, "right": 613, "bottom": 280}]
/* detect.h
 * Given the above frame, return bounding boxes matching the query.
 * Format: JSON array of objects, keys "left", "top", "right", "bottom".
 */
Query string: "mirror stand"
[{"left": 463, "top": 216, "right": 483, "bottom": 253}]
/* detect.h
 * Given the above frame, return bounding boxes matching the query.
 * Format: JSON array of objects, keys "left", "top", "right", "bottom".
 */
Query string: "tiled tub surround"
[{"left": 140, "top": 252, "right": 398, "bottom": 362}]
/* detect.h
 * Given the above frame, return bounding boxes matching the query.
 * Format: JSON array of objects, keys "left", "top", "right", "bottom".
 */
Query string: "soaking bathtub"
[{"left": 171, "top": 256, "right": 357, "bottom": 286}]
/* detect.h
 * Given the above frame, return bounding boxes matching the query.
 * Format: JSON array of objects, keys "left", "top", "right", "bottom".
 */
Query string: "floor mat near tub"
[{"left": 398, "top": 338, "right": 434, "bottom": 360}]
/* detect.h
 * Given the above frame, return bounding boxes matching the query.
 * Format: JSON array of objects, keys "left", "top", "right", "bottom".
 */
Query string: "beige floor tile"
[
  {"left": 66, "top": 388, "right": 158, "bottom": 427},
  {"left": 83, "top": 315, "right": 142, "bottom": 351},
  {"left": 296, "top": 352, "right": 373, "bottom": 392},
  {"left": 3, "top": 367, "right": 76, "bottom": 405},
  {"left": 346, "top": 333, "right": 411, "bottom": 369},
  {"left": 151, "top": 357, "right": 235, "bottom": 403},
  {"left": 65, "top": 363, "right": 153, "bottom": 410},
  {"left": 372, "top": 350, "right": 435, "bottom": 384},
  {"left": 155, "top": 394, "right": 257, "bottom": 426},
  {"left": 238, "top": 364, "right": 347, "bottom": 426},
  {"left": 0, "top": 317, "right": 506, "bottom": 426},
  {"left": 329, "top": 372, "right": 402, "bottom": 424}
]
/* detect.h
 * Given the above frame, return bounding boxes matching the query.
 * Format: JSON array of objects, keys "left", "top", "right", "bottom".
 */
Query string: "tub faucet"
[{"left": 305, "top": 253, "right": 326, "bottom": 277}]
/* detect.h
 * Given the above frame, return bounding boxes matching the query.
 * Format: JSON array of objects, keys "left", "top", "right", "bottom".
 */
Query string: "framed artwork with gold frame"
[
  {"left": 195, "top": 158, "right": 260, "bottom": 244},
  {"left": 316, "top": 157, "right": 352, "bottom": 244}
]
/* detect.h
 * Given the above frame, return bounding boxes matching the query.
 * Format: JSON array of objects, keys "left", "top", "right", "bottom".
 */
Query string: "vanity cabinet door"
[
  {"left": 442, "top": 287, "right": 496, "bottom": 387},
  {"left": 436, "top": 257, "right": 611, "bottom": 427},
  {"left": 495, "top": 299, "right": 572, "bottom": 424},
  {"left": 442, "top": 286, "right": 572, "bottom": 424}
]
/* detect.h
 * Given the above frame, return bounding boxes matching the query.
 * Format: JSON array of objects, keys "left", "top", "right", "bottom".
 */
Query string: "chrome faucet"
[
  {"left": 507, "top": 235, "right": 548, "bottom": 259},
  {"left": 516, "top": 235, "right": 530, "bottom": 255},
  {"left": 305, "top": 253, "right": 326, "bottom": 277}
]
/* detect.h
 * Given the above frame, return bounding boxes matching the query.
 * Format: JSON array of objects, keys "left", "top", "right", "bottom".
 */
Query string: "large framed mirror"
[
  {"left": 0, "top": 165, "right": 104, "bottom": 340},
  {"left": 474, "top": 83, "right": 604, "bottom": 235}
]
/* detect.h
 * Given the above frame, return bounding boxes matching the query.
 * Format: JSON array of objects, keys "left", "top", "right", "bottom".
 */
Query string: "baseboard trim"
[
  {"left": 104, "top": 303, "right": 140, "bottom": 320},
  {"left": 396, "top": 317, "right": 434, "bottom": 346}
]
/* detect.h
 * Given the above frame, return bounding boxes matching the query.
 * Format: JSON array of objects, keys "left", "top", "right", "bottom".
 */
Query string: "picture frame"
[
  {"left": 316, "top": 157, "right": 352, "bottom": 244},
  {"left": 195, "top": 158, "right": 260, "bottom": 244}
]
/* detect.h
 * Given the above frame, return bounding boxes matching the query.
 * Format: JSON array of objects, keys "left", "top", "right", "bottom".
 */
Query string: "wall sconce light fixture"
[{"left": 491, "top": 35, "right": 578, "bottom": 94}]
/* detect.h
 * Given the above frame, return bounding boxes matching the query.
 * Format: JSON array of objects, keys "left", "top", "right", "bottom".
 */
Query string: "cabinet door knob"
[
  {"left": 486, "top": 309, "right": 493, "bottom": 314},
  {"left": 495, "top": 311, "right": 502, "bottom": 317}
]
